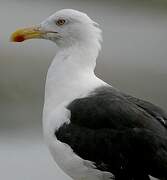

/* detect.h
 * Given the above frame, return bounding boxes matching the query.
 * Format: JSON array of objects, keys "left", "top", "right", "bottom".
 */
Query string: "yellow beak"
[{"left": 10, "top": 26, "right": 45, "bottom": 42}]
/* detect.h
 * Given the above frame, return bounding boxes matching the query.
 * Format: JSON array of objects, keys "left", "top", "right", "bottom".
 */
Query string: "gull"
[{"left": 11, "top": 9, "right": 167, "bottom": 180}]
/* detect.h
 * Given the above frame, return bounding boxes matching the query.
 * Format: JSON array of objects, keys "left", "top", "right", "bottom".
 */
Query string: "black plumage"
[{"left": 55, "top": 86, "right": 167, "bottom": 180}]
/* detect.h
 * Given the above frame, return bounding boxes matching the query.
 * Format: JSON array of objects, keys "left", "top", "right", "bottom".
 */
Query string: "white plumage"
[
  {"left": 42, "top": 9, "right": 112, "bottom": 180},
  {"left": 11, "top": 8, "right": 166, "bottom": 180}
]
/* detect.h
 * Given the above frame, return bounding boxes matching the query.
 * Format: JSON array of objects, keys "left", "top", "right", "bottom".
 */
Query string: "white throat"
[{"left": 43, "top": 43, "right": 105, "bottom": 119}]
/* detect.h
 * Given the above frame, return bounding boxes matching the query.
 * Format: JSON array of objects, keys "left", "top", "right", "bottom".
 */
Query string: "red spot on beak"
[{"left": 14, "top": 35, "right": 25, "bottom": 42}]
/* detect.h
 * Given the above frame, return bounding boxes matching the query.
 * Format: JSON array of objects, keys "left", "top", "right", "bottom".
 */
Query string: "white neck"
[{"left": 43, "top": 43, "right": 105, "bottom": 119}]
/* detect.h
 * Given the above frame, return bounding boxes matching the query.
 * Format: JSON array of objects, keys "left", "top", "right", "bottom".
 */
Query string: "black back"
[{"left": 56, "top": 86, "right": 167, "bottom": 180}]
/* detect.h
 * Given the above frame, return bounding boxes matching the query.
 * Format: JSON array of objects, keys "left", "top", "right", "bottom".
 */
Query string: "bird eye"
[{"left": 56, "top": 19, "right": 66, "bottom": 26}]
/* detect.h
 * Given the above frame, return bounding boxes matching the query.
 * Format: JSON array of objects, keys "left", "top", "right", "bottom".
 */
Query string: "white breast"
[
  {"left": 43, "top": 84, "right": 114, "bottom": 180},
  {"left": 42, "top": 47, "right": 112, "bottom": 180},
  {"left": 43, "top": 101, "right": 113, "bottom": 180}
]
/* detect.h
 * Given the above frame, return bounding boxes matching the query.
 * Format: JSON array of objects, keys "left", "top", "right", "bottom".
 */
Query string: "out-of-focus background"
[{"left": 0, "top": 0, "right": 167, "bottom": 179}]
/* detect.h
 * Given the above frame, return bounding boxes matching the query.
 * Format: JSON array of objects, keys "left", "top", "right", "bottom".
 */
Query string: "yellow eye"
[{"left": 56, "top": 19, "right": 66, "bottom": 26}]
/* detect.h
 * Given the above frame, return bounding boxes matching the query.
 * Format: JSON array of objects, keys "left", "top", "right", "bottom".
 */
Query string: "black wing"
[
  {"left": 68, "top": 87, "right": 167, "bottom": 135},
  {"left": 56, "top": 86, "right": 167, "bottom": 180},
  {"left": 124, "top": 93, "right": 167, "bottom": 127}
]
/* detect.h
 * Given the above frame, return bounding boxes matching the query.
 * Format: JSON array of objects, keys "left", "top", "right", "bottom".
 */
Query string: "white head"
[
  {"left": 11, "top": 9, "right": 104, "bottom": 109},
  {"left": 11, "top": 9, "right": 102, "bottom": 51},
  {"left": 41, "top": 9, "right": 102, "bottom": 49}
]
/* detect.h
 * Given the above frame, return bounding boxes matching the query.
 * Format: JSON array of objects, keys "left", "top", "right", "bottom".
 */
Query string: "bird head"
[{"left": 10, "top": 9, "right": 102, "bottom": 49}]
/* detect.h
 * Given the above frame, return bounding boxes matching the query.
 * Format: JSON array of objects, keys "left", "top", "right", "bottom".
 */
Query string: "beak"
[{"left": 10, "top": 25, "right": 45, "bottom": 42}]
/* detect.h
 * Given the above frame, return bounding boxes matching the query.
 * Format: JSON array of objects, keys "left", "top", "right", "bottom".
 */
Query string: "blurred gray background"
[{"left": 1, "top": 0, "right": 167, "bottom": 179}]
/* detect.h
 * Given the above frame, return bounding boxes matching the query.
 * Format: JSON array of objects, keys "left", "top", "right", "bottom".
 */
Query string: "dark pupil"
[{"left": 58, "top": 19, "right": 64, "bottom": 25}]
